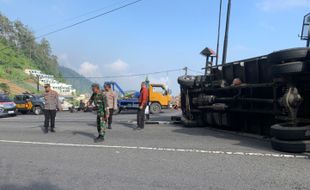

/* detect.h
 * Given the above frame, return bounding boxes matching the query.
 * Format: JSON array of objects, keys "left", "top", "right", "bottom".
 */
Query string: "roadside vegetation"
[{"left": 0, "top": 13, "right": 63, "bottom": 94}]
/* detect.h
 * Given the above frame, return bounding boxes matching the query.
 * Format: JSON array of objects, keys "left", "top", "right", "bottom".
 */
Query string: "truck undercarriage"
[{"left": 178, "top": 47, "right": 310, "bottom": 153}]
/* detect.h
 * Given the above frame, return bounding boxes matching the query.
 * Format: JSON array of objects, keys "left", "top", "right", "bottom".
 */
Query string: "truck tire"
[
  {"left": 271, "top": 137, "right": 310, "bottom": 153},
  {"left": 33, "top": 106, "right": 42, "bottom": 115},
  {"left": 268, "top": 47, "right": 310, "bottom": 64},
  {"left": 270, "top": 123, "right": 310, "bottom": 141},
  {"left": 177, "top": 75, "right": 195, "bottom": 88},
  {"left": 150, "top": 102, "right": 161, "bottom": 114},
  {"left": 271, "top": 61, "right": 308, "bottom": 76}
]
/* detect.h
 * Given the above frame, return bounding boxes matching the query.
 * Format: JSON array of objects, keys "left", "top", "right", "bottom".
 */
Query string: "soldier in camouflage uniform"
[{"left": 88, "top": 83, "right": 109, "bottom": 142}]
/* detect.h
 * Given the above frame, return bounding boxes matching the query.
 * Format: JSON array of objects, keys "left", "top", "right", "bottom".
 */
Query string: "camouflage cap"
[{"left": 91, "top": 83, "right": 100, "bottom": 89}]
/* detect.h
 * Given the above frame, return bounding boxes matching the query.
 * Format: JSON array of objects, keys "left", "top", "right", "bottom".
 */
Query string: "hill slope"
[
  {"left": 59, "top": 66, "right": 92, "bottom": 94},
  {"left": 0, "top": 13, "right": 63, "bottom": 94}
]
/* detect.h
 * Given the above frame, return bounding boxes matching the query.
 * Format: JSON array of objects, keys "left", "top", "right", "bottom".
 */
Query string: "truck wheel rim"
[{"left": 35, "top": 108, "right": 40, "bottom": 115}]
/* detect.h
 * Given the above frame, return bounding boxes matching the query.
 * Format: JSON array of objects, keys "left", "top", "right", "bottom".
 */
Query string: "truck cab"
[{"left": 148, "top": 84, "right": 172, "bottom": 114}]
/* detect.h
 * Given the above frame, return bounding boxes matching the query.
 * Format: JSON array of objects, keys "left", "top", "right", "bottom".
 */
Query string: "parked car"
[
  {"left": 14, "top": 94, "right": 44, "bottom": 115},
  {"left": 0, "top": 94, "right": 17, "bottom": 117}
]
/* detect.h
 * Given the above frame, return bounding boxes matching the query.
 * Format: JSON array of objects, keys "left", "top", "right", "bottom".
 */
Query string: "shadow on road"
[
  {"left": 87, "top": 123, "right": 97, "bottom": 128},
  {"left": 115, "top": 121, "right": 136, "bottom": 129},
  {"left": 72, "top": 131, "right": 96, "bottom": 141},
  {"left": 37, "top": 125, "right": 47, "bottom": 134},
  {"left": 172, "top": 126, "right": 273, "bottom": 152},
  {"left": 0, "top": 181, "right": 62, "bottom": 190},
  {"left": 117, "top": 110, "right": 138, "bottom": 115}
]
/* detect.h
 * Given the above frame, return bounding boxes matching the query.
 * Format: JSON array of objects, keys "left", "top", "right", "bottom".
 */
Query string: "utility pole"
[
  {"left": 215, "top": 0, "right": 223, "bottom": 66},
  {"left": 222, "top": 0, "right": 232, "bottom": 65}
]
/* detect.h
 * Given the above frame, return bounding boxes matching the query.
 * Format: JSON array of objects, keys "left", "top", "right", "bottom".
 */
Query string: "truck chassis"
[{"left": 178, "top": 47, "right": 310, "bottom": 153}]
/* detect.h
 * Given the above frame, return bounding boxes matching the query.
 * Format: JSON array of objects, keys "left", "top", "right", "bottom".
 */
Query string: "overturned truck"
[{"left": 178, "top": 47, "right": 310, "bottom": 153}]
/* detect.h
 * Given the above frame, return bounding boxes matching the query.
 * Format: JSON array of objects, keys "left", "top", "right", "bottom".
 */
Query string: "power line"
[
  {"left": 35, "top": 0, "right": 130, "bottom": 32},
  {"left": 1, "top": 68, "right": 184, "bottom": 88},
  {"left": 35, "top": 0, "right": 143, "bottom": 39},
  {"left": 54, "top": 68, "right": 183, "bottom": 79},
  {"left": 0, "top": 0, "right": 144, "bottom": 52}
]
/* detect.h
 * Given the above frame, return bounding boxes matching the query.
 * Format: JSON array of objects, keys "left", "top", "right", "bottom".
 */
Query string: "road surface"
[{"left": 0, "top": 111, "right": 309, "bottom": 190}]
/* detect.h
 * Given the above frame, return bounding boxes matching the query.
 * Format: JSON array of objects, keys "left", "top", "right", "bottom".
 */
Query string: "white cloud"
[
  {"left": 104, "top": 59, "right": 129, "bottom": 72},
  {"left": 78, "top": 62, "right": 99, "bottom": 77},
  {"left": 257, "top": 0, "right": 310, "bottom": 12}
]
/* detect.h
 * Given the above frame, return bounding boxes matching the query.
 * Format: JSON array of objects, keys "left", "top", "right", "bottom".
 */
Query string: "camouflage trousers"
[{"left": 97, "top": 112, "right": 107, "bottom": 136}]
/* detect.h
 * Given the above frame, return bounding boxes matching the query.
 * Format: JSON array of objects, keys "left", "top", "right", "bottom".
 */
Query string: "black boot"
[
  {"left": 95, "top": 135, "right": 104, "bottom": 142},
  {"left": 50, "top": 128, "right": 56, "bottom": 133}
]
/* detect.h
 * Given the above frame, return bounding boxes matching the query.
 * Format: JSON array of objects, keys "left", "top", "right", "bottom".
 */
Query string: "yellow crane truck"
[{"left": 105, "top": 82, "right": 172, "bottom": 114}]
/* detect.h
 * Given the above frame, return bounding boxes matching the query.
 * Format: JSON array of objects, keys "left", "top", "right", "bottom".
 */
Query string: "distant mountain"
[{"left": 59, "top": 66, "right": 92, "bottom": 94}]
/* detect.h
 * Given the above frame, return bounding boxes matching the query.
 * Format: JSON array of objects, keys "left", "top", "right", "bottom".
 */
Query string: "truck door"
[
  {"left": 23, "top": 95, "right": 33, "bottom": 110},
  {"left": 14, "top": 95, "right": 25, "bottom": 110},
  {"left": 150, "top": 85, "right": 169, "bottom": 107}
]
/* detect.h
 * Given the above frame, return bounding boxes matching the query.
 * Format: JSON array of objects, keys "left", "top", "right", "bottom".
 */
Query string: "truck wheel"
[
  {"left": 177, "top": 75, "right": 195, "bottom": 88},
  {"left": 150, "top": 103, "right": 161, "bottom": 114},
  {"left": 268, "top": 48, "right": 310, "bottom": 64},
  {"left": 270, "top": 123, "right": 310, "bottom": 141},
  {"left": 33, "top": 106, "right": 42, "bottom": 115},
  {"left": 271, "top": 137, "right": 310, "bottom": 153}
]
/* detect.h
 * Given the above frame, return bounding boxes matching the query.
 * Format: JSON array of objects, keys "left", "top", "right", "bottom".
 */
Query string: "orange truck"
[{"left": 148, "top": 84, "right": 172, "bottom": 114}]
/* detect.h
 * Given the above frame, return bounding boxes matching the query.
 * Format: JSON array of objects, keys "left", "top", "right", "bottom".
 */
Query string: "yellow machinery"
[{"left": 148, "top": 84, "right": 171, "bottom": 114}]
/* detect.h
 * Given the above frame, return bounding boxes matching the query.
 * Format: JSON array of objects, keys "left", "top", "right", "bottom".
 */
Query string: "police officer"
[
  {"left": 43, "top": 84, "right": 62, "bottom": 133},
  {"left": 104, "top": 83, "right": 118, "bottom": 129},
  {"left": 88, "top": 83, "right": 109, "bottom": 142}
]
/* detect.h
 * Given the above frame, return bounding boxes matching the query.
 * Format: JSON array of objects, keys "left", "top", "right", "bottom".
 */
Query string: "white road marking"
[{"left": 0, "top": 139, "right": 308, "bottom": 159}]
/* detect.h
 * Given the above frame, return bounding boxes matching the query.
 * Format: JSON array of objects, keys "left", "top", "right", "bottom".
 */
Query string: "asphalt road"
[{"left": 0, "top": 111, "right": 309, "bottom": 190}]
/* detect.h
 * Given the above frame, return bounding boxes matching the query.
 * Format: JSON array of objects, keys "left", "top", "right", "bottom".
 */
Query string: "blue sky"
[{"left": 0, "top": 0, "right": 309, "bottom": 94}]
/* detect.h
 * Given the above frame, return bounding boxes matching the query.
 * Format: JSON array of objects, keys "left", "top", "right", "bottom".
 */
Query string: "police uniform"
[
  {"left": 89, "top": 92, "right": 109, "bottom": 140},
  {"left": 104, "top": 89, "right": 118, "bottom": 129}
]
